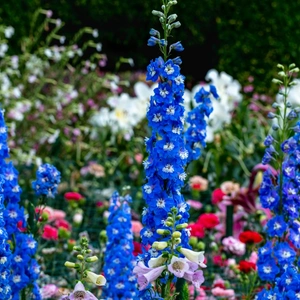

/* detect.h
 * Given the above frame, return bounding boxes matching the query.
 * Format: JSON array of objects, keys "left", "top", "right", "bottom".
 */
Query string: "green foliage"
[{"left": 1, "top": 0, "right": 300, "bottom": 88}]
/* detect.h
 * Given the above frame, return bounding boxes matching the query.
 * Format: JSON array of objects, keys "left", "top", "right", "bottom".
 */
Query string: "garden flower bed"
[{"left": 1, "top": 1, "right": 300, "bottom": 299}]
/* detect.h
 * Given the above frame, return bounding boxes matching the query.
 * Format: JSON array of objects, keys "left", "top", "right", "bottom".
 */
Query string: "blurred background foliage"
[{"left": 1, "top": 0, "right": 300, "bottom": 90}]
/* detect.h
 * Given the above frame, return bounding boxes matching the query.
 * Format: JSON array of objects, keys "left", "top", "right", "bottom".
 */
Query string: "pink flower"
[
  {"left": 64, "top": 192, "right": 84, "bottom": 201},
  {"left": 222, "top": 236, "right": 245, "bottom": 256},
  {"left": 40, "top": 284, "right": 59, "bottom": 299},
  {"left": 189, "top": 176, "right": 208, "bottom": 191},
  {"left": 42, "top": 225, "right": 58, "bottom": 240},
  {"left": 187, "top": 200, "right": 202, "bottom": 210},
  {"left": 189, "top": 285, "right": 206, "bottom": 300},
  {"left": 54, "top": 219, "right": 71, "bottom": 230},
  {"left": 249, "top": 251, "right": 258, "bottom": 264},
  {"left": 133, "top": 262, "right": 166, "bottom": 290},
  {"left": 50, "top": 209, "right": 66, "bottom": 221},
  {"left": 134, "top": 153, "right": 143, "bottom": 164},
  {"left": 211, "top": 287, "right": 235, "bottom": 299},
  {"left": 61, "top": 281, "right": 98, "bottom": 300},
  {"left": 131, "top": 220, "right": 143, "bottom": 236},
  {"left": 168, "top": 257, "right": 190, "bottom": 278}
]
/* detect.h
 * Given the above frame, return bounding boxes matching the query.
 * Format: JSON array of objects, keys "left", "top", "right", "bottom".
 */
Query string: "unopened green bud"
[
  {"left": 168, "top": 14, "right": 177, "bottom": 23},
  {"left": 73, "top": 246, "right": 81, "bottom": 252},
  {"left": 64, "top": 261, "right": 79, "bottom": 268},
  {"left": 159, "top": 17, "right": 165, "bottom": 23},
  {"left": 174, "top": 238, "right": 181, "bottom": 244},
  {"left": 165, "top": 221, "right": 173, "bottom": 227},
  {"left": 175, "top": 215, "right": 182, "bottom": 220},
  {"left": 210, "top": 242, "right": 218, "bottom": 252},
  {"left": 152, "top": 241, "right": 168, "bottom": 250},
  {"left": 157, "top": 229, "right": 171, "bottom": 235},
  {"left": 277, "top": 64, "right": 284, "bottom": 69},
  {"left": 290, "top": 67, "right": 299, "bottom": 73},
  {"left": 77, "top": 255, "right": 84, "bottom": 260},
  {"left": 172, "top": 231, "right": 181, "bottom": 238},
  {"left": 161, "top": 5, "right": 165, "bottom": 10},
  {"left": 197, "top": 241, "right": 205, "bottom": 251},
  {"left": 289, "top": 63, "right": 296, "bottom": 69},
  {"left": 171, "top": 207, "right": 178, "bottom": 213},
  {"left": 289, "top": 81, "right": 298, "bottom": 86},
  {"left": 189, "top": 237, "right": 198, "bottom": 247},
  {"left": 224, "top": 281, "right": 231, "bottom": 289},
  {"left": 278, "top": 71, "right": 286, "bottom": 77},
  {"left": 176, "top": 223, "right": 188, "bottom": 230},
  {"left": 86, "top": 256, "right": 99, "bottom": 262},
  {"left": 272, "top": 78, "right": 283, "bottom": 84},
  {"left": 170, "top": 21, "right": 181, "bottom": 29},
  {"left": 152, "top": 10, "right": 164, "bottom": 18},
  {"left": 87, "top": 249, "right": 92, "bottom": 253}
]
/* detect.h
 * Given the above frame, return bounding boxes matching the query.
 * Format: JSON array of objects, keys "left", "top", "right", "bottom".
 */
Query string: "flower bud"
[
  {"left": 197, "top": 241, "right": 205, "bottom": 251},
  {"left": 176, "top": 223, "right": 188, "bottom": 230},
  {"left": 64, "top": 261, "right": 79, "bottom": 268},
  {"left": 157, "top": 229, "right": 171, "bottom": 235},
  {"left": 289, "top": 63, "right": 296, "bottom": 69},
  {"left": 165, "top": 221, "right": 173, "bottom": 227},
  {"left": 73, "top": 246, "right": 82, "bottom": 252},
  {"left": 77, "top": 255, "right": 84, "bottom": 261},
  {"left": 174, "top": 238, "right": 181, "bottom": 244},
  {"left": 278, "top": 71, "right": 286, "bottom": 77},
  {"left": 152, "top": 241, "right": 168, "bottom": 250},
  {"left": 272, "top": 78, "right": 283, "bottom": 84},
  {"left": 290, "top": 67, "right": 299, "bottom": 73},
  {"left": 168, "top": 14, "right": 178, "bottom": 23},
  {"left": 277, "top": 64, "right": 284, "bottom": 69},
  {"left": 189, "top": 237, "right": 198, "bottom": 247},
  {"left": 172, "top": 231, "right": 181, "bottom": 238},
  {"left": 152, "top": 10, "right": 164, "bottom": 18},
  {"left": 86, "top": 256, "right": 99, "bottom": 263},
  {"left": 267, "top": 112, "right": 277, "bottom": 119}
]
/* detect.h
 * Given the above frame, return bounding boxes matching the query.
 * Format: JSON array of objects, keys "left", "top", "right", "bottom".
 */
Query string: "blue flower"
[
  {"left": 257, "top": 257, "right": 280, "bottom": 281},
  {"left": 266, "top": 215, "right": 287, "bottom": 238},
  {"left": 32, "top": 163, "right": 61, "bottom": 198},
  {"left": 102, "top": 192, "right": 138, "bottom": 299},
  {"left": 274, "top": 242, "right": 296, "bottom": 265},
  {"left": 169, "top": 41, "right": 184, "bottom": 52}
]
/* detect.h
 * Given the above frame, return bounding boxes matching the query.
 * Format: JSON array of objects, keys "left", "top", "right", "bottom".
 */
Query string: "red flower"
[
  {"left": 239, "top": 231, "right": 263, "bottom": 244},
  {"left": 64, "top": 192, "right": 84, "bottom": 201},
  {"left": 188, "top": 223, "right": 205, "bottom": 238},
  {"left": 197, "top": 213, "right": 220, "bottom": 229},
  {"left": 212, "top": 255, "right": 227, "bottom": 267},
  {"left": 54, "top": 219, "right": 71, "bottom": 230},
  {"left": 133, "top": 241, "right": 143, "bottom": 256},
  {"left": 239, "top": 260, "right": 256, "bottom": 273},
  {"left": 212, "top": 188, "right": 226, "bottom": 204},
  {"left": 17, "top": 221, "right": 27, "bottom": 232},
  {"left": 42, "top": 225, "right": 58, "bottom": 240}
]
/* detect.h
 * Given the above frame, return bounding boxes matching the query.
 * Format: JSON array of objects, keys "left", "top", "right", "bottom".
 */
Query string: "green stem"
[{"left": 225, "top": 205, "right": 234, "bottom": 237}]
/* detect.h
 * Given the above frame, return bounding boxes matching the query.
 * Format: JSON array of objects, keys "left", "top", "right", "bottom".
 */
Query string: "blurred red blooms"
[
  {"left": 64, "top": 192, "right": 84, "bottom": 201},
  {"left": 239, "top": 260, "right": 256, "bottom": 273},
  {"left": 133, "top": 241, "right": 143, "bottom": 256},
  {"left": 239, "top": 231, "right": 263, "bottom": 244},
  {"left": 188, "top": 222, "right": 205, "bottom": 238},
  {"left": 54, "top": 219, "right": 71, "bottom": 230},
  {"left": 212, "top": 255, "right": 227, "bottom": 267},
  {"left": 42, "top": 225, "right": 58, "bottom": 240},
  {"left": 212, "top": 188, "right": 226, "bottom": 204},
  {"left": 197, "top": 213, "right": 220, "bottom": 229}
]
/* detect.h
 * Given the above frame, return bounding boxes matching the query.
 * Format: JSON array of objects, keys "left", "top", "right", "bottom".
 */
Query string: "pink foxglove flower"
[
  {"left": 168, "top": 256, "right": 190, "bottom": 278},
  {"left": 135, "top": 264, "right": 166, "bottom": 290},
  {"left": 61, "top": 281, "right": 98, "bottom": 300}
]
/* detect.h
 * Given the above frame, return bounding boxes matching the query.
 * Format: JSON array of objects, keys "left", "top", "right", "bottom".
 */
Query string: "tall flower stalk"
[
  {"left": 102, "top": 191, "right": 138, "bottom": 299},
  {"left": 138, "top": 1, "right": 210, "bottom": 298},
  {"left": 0, "top": 109, "right": 41, "bottom": 299},
  {"left": 256, "top": 64, "right": 300, "bottom": 298}
]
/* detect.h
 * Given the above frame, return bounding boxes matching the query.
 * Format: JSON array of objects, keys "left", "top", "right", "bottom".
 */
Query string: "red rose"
[
  {"left": 239, "top": 231, "right": 263, "bottom": 244},
  {"left": 64, "top": 192, "right": 84, "bottom": 201},
  {"left": 212, "top": 188, "right": 226, "bottom": 204},
  {"left": 188, "top": 222, "right": 205, "bottom": 238},
  {"left": 239, "top": 260, "right": 256, "bottom": 273},
  {"left": 197, "top": 213, "right": 220, "bottom": 229}
]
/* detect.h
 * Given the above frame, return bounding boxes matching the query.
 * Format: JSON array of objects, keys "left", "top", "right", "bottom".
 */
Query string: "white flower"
[
  {"left": 85, "top": 271, "right": 106, "bottom": 286},
  {"left": 179, "top": 248, "right": 206, "bottom": 268},
  {"left": 148, "top": 255, "right": 167, "bottom": 268},
  {"left": 0, "top": 44, "right": 8, "bottom": 57},
  {"left": 4, "top": 26, "right": 14, "bottom": 38}
]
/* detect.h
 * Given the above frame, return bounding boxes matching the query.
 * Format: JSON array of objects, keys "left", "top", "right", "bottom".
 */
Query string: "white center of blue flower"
[
  {"left": 163, "top": 164, "right": 174, "bottom": 173},
  {"left": 263, "top": 266, "right": 271, "bottom": 273},
  {"left": 166, "top": 106, "right": 175, "bottom": 115},
  {"left": 164, "top": 64, "right": 174, "bottom": 75},
  {"left": 159, "top": 88, "right": 169, "bottom": 98},
  {"left": 157, "top": 198, "right": 165, "bottom": 208},
  {"left": 164, "top": 143, "right": 174, "bottom": 151}
]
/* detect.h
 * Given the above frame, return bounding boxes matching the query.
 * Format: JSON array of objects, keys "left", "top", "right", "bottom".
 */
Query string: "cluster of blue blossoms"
[
  {"left": 141, "top": 55, "right": 191, "bottom": 250},
  {"left": 257, "top": 122, "right": 300, "bottom": 298},
  {"left": 0, "top": 109, "right": 41, "bottom": 299},
  {"left": 32, "top": 163, "right": 61, "bottom": 198},
  {"left": 102, "top": 191, "right": 138, "bottom": 300},
  {"left": 185, "top": 86, "right": 219, "bottom": 163}
]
